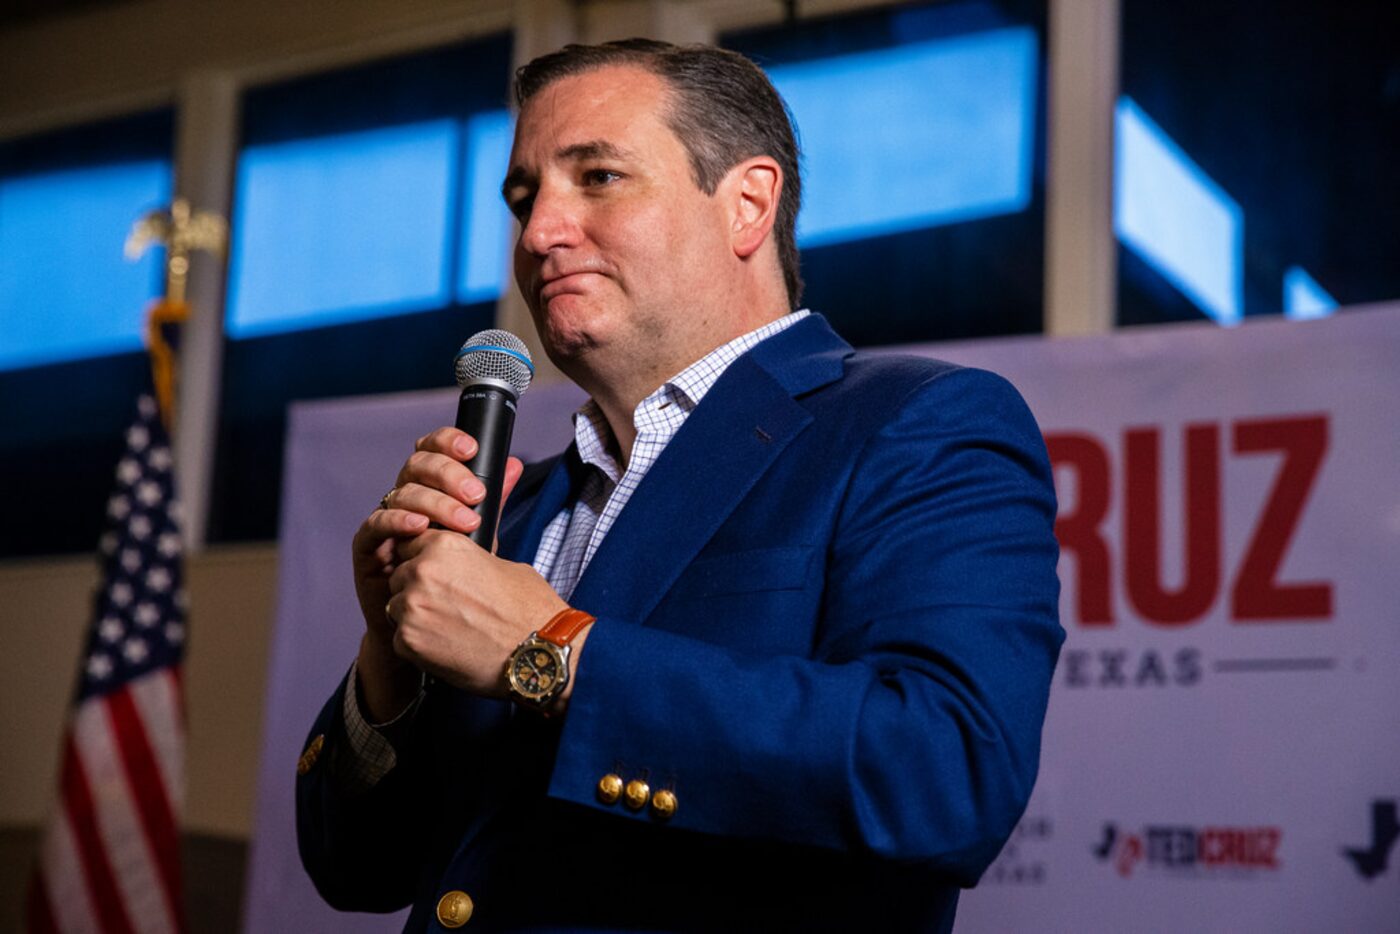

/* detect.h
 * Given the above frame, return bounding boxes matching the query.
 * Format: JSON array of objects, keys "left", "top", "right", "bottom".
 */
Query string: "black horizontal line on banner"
[{"left": 1212, "top": 657, "right": 1337, "bottom": 673}]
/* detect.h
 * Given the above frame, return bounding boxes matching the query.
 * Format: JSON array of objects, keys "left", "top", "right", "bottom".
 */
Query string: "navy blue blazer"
[{"left": 298, "top": 314, "right": 1063, "bottom": 932}]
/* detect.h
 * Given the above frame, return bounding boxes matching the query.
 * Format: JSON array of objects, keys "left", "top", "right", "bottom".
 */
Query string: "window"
[
  {"left": 210, "top": 34, "right": 513, "bottom": 542},
  {"left": 1117, "top": 1, "right": 1400, "bottom": 326},
  {"left": 0, "top": 159, "right": 169, "bottom": 369},
  {"left": 1114, "top": 98, "right": 1242, "bottom": 327},
  {"left": 0, "top": 110, "right": 174, "bottom": 558},
  {"left": 724, "top": 0, "right": 1048, "bottom": 346}
]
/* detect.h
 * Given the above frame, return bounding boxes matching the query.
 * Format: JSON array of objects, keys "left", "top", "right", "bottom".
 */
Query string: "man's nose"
[{"left": 518, "top": 187, "right": 581, "bottom": 256}]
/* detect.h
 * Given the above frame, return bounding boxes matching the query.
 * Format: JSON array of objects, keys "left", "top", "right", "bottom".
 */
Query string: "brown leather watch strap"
[{"left": 537, "top": 608, "right": 596, "bottom": 647}]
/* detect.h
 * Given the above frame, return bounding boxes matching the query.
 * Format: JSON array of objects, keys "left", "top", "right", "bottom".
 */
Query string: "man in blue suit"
[{"left": 298, "top": 39, "right": 1062, "bottom": 932}]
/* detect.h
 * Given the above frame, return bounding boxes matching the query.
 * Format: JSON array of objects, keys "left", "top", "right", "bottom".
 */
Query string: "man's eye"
[{"left": 583, "top": 169, "right": 622, "bottom": 186}]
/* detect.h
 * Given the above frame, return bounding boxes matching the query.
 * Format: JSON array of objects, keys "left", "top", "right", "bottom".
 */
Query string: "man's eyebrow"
[
  {"left": 556, "top": 139, "right": 636, "bottom": 162},
  {"left": 502, "top": 139, "right": 638, "bottom": 201}
]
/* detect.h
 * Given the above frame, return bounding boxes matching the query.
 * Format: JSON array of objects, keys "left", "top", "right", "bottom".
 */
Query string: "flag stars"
[
  {"left": 117, "top": 458, "right": 141, "bottom": 485},
  {"left": 120, "top": 548, "right": 142, "bottom": 573},
  {"left": 99, "top": 616, "right": 125, "bottom": 643},
  {"left": 126, "top": 424, "right": 150, "bottom": 452},
  {"left": 133, "top": 602, "right": 160, "bottom": 628},
  {"left": 157, "top": 533, "right": 181, "bottom": 558},
  {"left": 148, "top": 446, "right": 173, "bottom": 472},
  {"left": 145, "top": 567, "right": 173, "bottom": 593},
  {"left": 135, "top": 481, "right": 162, "bottom": 507},
  {"left": 86, "top": 653, "right": 114, "bottom": 681},
  {"left": 109, "top": 582, "right": 133, "bottom": 607},
  {"left": 122, "top": 638, "right": 149, "bottom": 664},
  {"left": 165, "top": 622, "right": 185, "bottom": 646},
  {"left": 100, "top": 532, "right": 119, "bottom": 556},
  {"left": 173, "top": 589, "right": 189, "bottom": 611},
  {"left": 138, "top": 395, "right": 157, "bottom": 419},
  {"left": 107, "top": 495, "right": 131, "bottom": 520},
  {"left": 129, "top": 515, "right": 152, "bottom": 540}
]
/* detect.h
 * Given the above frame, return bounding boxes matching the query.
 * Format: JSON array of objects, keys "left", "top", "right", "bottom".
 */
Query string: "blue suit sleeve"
[
  {"left": 295, "top": 675, "right": 426, "bottom": 912},
  {"left": 547, "top": 367, "right": 1063, "bottom": 882}
]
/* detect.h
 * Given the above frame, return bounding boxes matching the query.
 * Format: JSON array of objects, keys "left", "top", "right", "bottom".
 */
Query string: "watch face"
[{"left": 509, "top": 641, "right": 562, "bottom": 700}]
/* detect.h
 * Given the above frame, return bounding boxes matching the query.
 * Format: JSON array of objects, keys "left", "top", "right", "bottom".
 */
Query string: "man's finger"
[
  {"left": 393, "top": 528, "right": 445, "bottom": 563},
  {"left": 355, "top": 508, "right": 430, "bottom": 553},
  {"left": 397, "top": 451, "right": 487, "bottom": 507},
  {"left": 492, "top": 457, "right": 527, "bottom": 555},
  {"left": 416, "top": 426, "right": 478, "bottom": 462},
  {"left": 387, "top": 483, "right": 482, "bottom": 534},
  {"left": 500, "top": 457, "right": 525, "bottom": 508}
]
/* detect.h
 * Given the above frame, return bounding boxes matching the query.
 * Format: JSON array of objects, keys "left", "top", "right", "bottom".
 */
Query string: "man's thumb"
[
  {"left": 490, "top": 457, "right": 527, "bottom": 555},
  {"left": 500, "top": 456, "right": 525, "bottom": 510}
]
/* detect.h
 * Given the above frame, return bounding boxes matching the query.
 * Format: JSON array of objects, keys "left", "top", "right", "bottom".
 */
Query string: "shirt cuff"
[{"left": 336, "top": 659, "right": 428, "bottom": 795}]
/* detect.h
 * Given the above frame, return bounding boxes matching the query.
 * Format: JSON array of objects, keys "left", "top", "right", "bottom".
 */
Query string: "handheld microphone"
[{"left": 453, "top": 329, "right": 534, "bottom": 546}]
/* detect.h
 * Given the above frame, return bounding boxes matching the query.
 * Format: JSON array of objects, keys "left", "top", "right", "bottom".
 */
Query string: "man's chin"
[{"left": 535, "top": 311, "right": 600, "bottom": 365}]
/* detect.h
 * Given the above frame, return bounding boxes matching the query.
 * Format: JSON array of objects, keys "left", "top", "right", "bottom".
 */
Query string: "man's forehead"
[
  {"left": 526, "top": 63, "right": 669, "bottom": 111},
  {"left": 514, "top": 67, "right": 670, "bottom": 143},
  {"left": 506, "top": 68, "right": 680, "bottom": 184}
]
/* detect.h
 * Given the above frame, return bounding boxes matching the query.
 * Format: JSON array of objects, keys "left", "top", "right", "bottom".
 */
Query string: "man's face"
[{"left": 504, "top": 66, "right": 735, "bottom": 374}]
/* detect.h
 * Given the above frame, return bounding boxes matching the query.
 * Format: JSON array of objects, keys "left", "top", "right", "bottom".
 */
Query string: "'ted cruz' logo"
[
  {"left": 1342, "top": 800, "right": 1400, "bottom": 881},
  {"left": 1093, "top": 823, "right": 1282, "bottom": 878}
]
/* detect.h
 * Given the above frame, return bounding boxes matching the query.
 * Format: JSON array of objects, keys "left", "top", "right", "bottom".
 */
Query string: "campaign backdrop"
[{"left": 244, "top": 304, "right": 1400, "bottom": 932}]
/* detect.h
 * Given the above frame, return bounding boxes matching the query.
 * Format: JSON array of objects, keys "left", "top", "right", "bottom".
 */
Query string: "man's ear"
[{"left": 728, "top": 156, "right": 783, "bottom": 259}]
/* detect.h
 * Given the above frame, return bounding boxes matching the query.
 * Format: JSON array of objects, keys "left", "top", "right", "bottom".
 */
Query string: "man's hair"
[{"left": 515, "top": 38, "right": 804, "bottom": 308}]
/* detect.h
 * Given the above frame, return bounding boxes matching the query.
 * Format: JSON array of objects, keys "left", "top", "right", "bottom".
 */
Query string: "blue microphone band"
[{"left": 454, "top": 344, "right": 535, "bottom": 375}]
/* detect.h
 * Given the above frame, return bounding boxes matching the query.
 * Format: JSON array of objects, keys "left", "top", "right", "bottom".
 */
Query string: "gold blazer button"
[
  {"left": 623, "top": 778, "right": 651, "bottom": 810},
  {"left": 597, "top": 773, "right": 624, "bottom": 805},
  {"left": 436, "top": 890, "right": 474, "bottom": 928},
  {"left": 296, "top": 735, "right": 324, "bottom": 776},
  {"left": 651, "top": 788, "right": 678, "bottom": 820}
]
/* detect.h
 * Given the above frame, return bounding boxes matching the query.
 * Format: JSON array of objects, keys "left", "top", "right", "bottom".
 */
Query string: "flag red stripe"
[
  {"left": 107, "top": 685, "right": 186, "bottom": 932},
  {"left": 169, "top": 664, "right": 186, "bottom": 711},
  {"left": 24, "top": 870, "right": 60, "bottom": 934},
  {"left": 61, "top": 733, "right": 139, "bottom": 934}
]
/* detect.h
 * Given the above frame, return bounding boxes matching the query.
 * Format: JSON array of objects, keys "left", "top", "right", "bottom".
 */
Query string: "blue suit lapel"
[
  {"left": 496, "top": 449, "right": 584, "bottom": 564},
  {"left": 568, "top": 314, "right": 852, "bottom": 624}
]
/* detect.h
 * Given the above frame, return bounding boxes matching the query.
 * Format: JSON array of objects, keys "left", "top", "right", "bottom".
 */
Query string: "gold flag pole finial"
[
  {"left": 125, "top": 196, "right": 228, "bottom": 306},
  {"left": 125, "top": 198, "right": 228, "bottom": 428}
]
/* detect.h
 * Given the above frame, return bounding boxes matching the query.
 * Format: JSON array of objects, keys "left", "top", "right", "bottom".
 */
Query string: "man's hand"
[
  {"left": 386, "top": 531, "right": 570, "bottom": 697},
  {"left": 350, "top": 427, "right": 524, "bottom": 719}
]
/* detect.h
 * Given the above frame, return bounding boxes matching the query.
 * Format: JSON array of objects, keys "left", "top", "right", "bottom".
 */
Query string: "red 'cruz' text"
[{"left": 1046, "top": 415, "right": 1332, "bottom": 626}]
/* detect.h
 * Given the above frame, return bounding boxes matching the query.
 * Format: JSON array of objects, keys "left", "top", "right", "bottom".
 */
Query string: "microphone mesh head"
[{"left": 454, "top": 329, "right": 534, "bottom": 397}]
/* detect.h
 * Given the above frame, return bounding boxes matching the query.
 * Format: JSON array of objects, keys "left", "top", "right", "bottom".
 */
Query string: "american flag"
[{"left": 27, "top": 391, "right": 188, "bottom": 934}]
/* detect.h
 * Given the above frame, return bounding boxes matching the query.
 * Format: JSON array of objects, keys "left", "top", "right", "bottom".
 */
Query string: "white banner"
[{"left": 950, "top": 305, "right": 1400, "bottom": 932}]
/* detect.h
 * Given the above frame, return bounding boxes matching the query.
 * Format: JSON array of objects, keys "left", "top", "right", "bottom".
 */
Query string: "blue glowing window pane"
[
  {"left": 768, "top": 27, "right": 1037, "bottom": 249},
  {"left": 1283, "top": 265, "right": 1336, "bottom": 320},
  {"left": 1115, "top": 99, "right": 1243, "bottom": 326},
  {"left": 0, "top": 161, "right": 170, "bottom": 370},
  {"left": 227, "top": 120, "right": 457, "bottom": 338},
  {"left": 457, "top": 110, "right": 514, "bottom": 304}
]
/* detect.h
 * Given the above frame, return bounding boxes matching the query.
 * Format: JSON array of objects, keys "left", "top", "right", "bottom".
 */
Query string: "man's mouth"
[{"left": 539, "top": 271, "right": 599, "bottom": 302}]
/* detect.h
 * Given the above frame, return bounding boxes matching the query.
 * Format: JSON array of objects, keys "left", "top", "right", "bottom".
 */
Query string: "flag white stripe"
[
  {"left": 73, "top": 701, "right": 178, "bottom": 934},
  {"left": 129, "top": 670, "right": 185, "bottom": 815},
  {"left": 39, "top": 808, "right": 103, "bottom": 934}
]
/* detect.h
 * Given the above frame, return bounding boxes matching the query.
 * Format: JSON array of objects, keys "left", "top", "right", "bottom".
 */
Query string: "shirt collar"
[
  {"left": 664, "top": 309, "right": 810, "bottom": 410},
  {"left": 570, "top": 309, "right": 811, "bottom": 473}
]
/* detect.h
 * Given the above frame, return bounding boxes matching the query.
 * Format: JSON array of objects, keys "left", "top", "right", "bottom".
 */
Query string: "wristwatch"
[{"left": 506, "top": 608, "right": 596, "bottom": 712}]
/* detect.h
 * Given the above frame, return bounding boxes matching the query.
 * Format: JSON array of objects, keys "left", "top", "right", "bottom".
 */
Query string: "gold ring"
[
  {"left": 379, "top": 487, "right": 398, "bottom": 510},
  {"left": 384, "top": 601, "right": 395, "bottom": 624}
]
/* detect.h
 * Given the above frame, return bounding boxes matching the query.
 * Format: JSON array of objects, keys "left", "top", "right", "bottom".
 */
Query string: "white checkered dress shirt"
[
  {"left": 339, "top": 311, "right": 810, "bottom": 790},
  {"left": 535, "top": 309, "right": 810, "bottom": 599}
]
